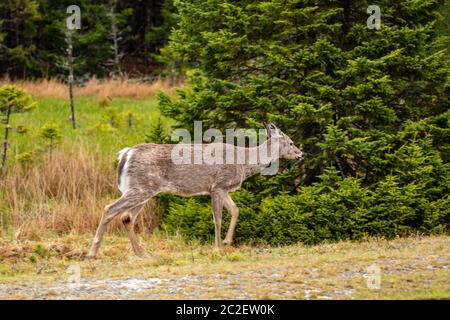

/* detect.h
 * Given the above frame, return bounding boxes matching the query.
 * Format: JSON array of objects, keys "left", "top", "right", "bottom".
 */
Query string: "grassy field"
[
  {"left": 0, "top": 81, "right": 449, "bottom": 300},
  {"left": 0, "top": 234, "right": 448, "bottom": 299},
  {"left": 0, "top": 82, "right": 171, "bottom": 238},
  {"left": 8, "top": 95, "right": 163, "bottom": 158}
]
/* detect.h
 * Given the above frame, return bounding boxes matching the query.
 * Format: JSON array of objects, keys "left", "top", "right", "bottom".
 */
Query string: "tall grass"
[
  {"left": 0, "top": 78, "right": 173, "bottom": 240},
  {"left": 0, "top": 77, "right": 179, "bottom": 99},
  {"left": 0, "top": 147, "right": 156, "bottom": 239}
]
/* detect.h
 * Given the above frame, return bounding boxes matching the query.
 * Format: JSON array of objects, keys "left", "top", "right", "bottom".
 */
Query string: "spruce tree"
[
  {"left": 145, "top": 117, "right": 169, "bottom": 144},
  {"left": 160, "top": 0, "right": 449, "bottom": 185},
  {"left": 157, "top": 0, "right": 450, "bottom": 240},
  {"left": 39, "top": 122, "right": 62, "bottom": 160},
  {"left": 0, "top": 85, "right": 35, "bottom": 169}
]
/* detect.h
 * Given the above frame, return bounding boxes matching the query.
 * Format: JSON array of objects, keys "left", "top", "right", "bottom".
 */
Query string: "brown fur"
[{"left": 87, "top": 123, "right": 303, "bottom": 258}]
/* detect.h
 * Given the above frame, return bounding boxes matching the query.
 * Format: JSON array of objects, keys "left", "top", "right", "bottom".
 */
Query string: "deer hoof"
[
  {"left": 222, "top": 240, "right": 233, "bottom": 246},
  {"left": 134, "top": 249, "right": 148, "bottom": 258}
]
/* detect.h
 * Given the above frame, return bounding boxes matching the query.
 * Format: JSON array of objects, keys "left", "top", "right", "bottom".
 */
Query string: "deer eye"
[{"left": 289, "top": 142, "right": 294, "bottom": 146}]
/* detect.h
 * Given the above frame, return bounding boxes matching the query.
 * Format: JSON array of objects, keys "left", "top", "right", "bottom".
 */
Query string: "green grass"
[
  {"left": 1, "top": 95, "right": 449, "bottom": 300},
  {"left": 7, "top": 95, "right": 169, "bottom": 162},
  {"left": 0, "top": 94, "right": 172, "bottom": 237},
  {"left": 0, "top": 234, "right": 448, "bottom": 299}
]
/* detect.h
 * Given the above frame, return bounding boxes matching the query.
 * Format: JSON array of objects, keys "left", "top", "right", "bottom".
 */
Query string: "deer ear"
[
  {"left": 263, "top": 122, "right": 270, "bottom": 137},
  {"left": 264, "top": 122, "right": 278, "bottom": 138}
]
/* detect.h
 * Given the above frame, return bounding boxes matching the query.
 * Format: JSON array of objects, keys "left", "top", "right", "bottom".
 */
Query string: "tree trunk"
[
  {"left": 109, "top": 6, "right": 123, "bottom": 78},
  {"left": 69, "top": 75, "right": 75, "bottom": 129},
  {"left": 1, "top": 103, "right": 12, "bottom": 169},
  {"left": 67, "top": 31, "right": 76, "bottom": 129}
]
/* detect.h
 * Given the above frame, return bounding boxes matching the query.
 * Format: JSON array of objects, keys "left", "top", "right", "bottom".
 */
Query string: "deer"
[{"left": 87, "top": 122, "right": 303, "bottom": 258}]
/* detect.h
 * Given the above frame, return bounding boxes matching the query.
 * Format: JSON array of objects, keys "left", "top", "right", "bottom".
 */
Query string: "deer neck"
[{"left": 243, "top": 138, "right": 279, "bottom": 178}]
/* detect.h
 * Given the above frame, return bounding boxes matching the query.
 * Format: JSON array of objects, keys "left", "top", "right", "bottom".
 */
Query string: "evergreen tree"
[
  {"left": 160, "top": 0, "right": 449, "bottom": 185},
  {"left": 0, "top": 0, "right": 177, "bottom": 78},
  {"left": 106, "top": 1, "right": 133, "bottom": 78},
  {"left": 0, "top": 85, "right": 35, "bottom": 169},
  {"left": 39, "top": 121, "right": 62, "bottom": 160},
  {"left": 0, "top": 0, "right": 41, "bottom": 78},
  {"left": 157, "top": 0, "right": 450, "bottom": 241},
  {"left": 145, "top": 117, "right": 170, "bottom": 144}
]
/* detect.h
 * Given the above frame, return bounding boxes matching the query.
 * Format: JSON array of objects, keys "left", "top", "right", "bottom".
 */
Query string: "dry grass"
[
  {"left": 0, "top": 78, "right": 447, "bottom": 299},
  {"left": 0, "top": 148, "right": 156, "bottom": 239},
  {"left": 0, "top": 151, "right": 448, "bottom": 299},
  {"left": 0, "top": 77, "right": 179, "bottom": 99},
  {"left": 0, "top": 234, "right": 448, "bottom": 299}
]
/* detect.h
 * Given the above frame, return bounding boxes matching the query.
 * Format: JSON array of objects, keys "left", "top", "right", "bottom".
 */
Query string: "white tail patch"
[
  {"left": 118, "top": 148, "right": 133, "bottom": 194},
  {"left": 118, "top": 147, "right": 131, "bottom": 162}
]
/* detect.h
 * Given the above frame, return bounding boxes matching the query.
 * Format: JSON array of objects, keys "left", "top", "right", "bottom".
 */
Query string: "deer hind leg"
[
  {"left": 87, "top": 191, "right": 151, "bottom": 258},
  {"left": 223, "top": 193, "right": 239, "bottom": 246},
  {"left": 211, "top": 191, "right": 225, "bottom": 249},
  {"left": 121, "top": 204, "right": 147, "bottom": 257}
]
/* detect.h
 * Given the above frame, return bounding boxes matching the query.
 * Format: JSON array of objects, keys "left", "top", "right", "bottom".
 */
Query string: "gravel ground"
[
  {"left": 0, "top": 262, "right": 448, "bottom": 300},
  {"left": 1, "top": 236, "right": 449, "bottom": 299},
  {"left": 0, "top": 273, "right": 353, "bottom": 300}
]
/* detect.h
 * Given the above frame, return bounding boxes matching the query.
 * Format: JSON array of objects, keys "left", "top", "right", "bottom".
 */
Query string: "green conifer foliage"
[
  {"left": 159, "top": 0, "right": 450, "bottom": 243},
  {"left": 0, "top": 85, "right": 35, "bottom": 169}
]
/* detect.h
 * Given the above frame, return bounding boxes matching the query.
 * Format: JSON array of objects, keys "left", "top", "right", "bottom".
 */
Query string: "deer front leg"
[
  {"left": 223, "top": 193, "right": 239, "bottom": 246},
  {"left": 211, "top": 191, "right": 224, "bottom": 249}
]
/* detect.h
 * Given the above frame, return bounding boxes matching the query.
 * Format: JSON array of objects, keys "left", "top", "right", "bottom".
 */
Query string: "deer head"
[{"left": 264, "top": 122, "right": 303, "bottom": 161}]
